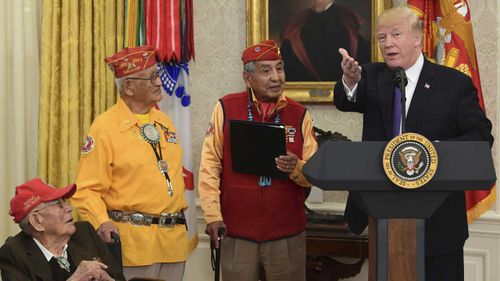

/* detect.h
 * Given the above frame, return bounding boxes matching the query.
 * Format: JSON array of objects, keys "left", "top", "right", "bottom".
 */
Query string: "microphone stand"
[
  {"left": 394, "top": 69, "right": 408, "bottom": 135},
  {"left": 398, "top": 80, "right": 407, "bottom": 135}
]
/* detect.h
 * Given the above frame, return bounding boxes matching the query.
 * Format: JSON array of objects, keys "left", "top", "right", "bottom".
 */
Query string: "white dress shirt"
[
  {"left": 33, "top": 237, "right": 69, "bottom": 262},
  {"left": 342, "top": 54, "right": 425, "bottom": 134}
]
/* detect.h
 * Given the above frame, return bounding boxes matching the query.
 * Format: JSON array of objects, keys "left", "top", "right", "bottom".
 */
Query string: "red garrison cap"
[
  {"left": 104, "top": 45, "right": 157, "bottom": 78},
  {"left": 241, "top": 40, "right": 282, "bottom": 64},
  {"left": 9, "top": 178, "right": 76, "bottom": 223}
]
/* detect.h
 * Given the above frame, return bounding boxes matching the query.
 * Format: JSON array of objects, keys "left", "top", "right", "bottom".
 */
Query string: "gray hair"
[
  {"left": 243, "top": 61, "right": 256, "bottom": 73},
  {"left": 115, "top": 77, "right": 125, "bottom": 94},
  {"left": 19, "top": 215, "right": 35, "bottom": 236}
]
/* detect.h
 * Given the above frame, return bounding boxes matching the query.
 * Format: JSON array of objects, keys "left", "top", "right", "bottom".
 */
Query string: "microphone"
[{"left": 393, "top": 67, "right": 408, "bottom": 88}]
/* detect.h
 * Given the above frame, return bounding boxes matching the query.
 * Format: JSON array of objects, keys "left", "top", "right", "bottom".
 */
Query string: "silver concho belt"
[{"left": 108, "top": 210, "right": 185, "bottom": 228}]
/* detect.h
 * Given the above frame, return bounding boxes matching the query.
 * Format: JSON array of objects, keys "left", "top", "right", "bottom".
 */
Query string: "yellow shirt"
[
  {"left": 72, "top": 98, "right": 188, "bottom": 266},
  {"left": 134, "top": 112, "right": 150, "bottom": 125},
  {"left": 198, "top": 93, "right": 318, "bottom": 225}
]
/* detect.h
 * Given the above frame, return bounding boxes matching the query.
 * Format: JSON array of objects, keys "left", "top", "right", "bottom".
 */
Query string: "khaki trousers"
[
  {"left": 220, "top": 231, "right": 306, "bottom": 281},
  {"left": 123, "top": 262, "right": 185, "bottom": 281}
]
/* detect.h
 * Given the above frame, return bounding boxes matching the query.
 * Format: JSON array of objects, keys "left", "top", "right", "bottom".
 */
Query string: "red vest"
[{"left": 220, "top": 91, "right": 307, "bottom": 241}]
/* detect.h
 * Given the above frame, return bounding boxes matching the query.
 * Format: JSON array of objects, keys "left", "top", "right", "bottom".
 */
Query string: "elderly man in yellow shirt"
[{"left": 71, "top": 45, "right": 188, "bottom": 281}]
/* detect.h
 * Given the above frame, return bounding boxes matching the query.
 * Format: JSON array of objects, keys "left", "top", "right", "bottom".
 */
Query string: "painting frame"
[{"left": 246, "top": 0, "right": 392, "bottom": 103}]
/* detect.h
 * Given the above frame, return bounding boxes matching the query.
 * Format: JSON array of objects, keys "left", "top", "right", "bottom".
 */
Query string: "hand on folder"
[{"left": 275, "top": 151, "right": 298, "bottom": 174}]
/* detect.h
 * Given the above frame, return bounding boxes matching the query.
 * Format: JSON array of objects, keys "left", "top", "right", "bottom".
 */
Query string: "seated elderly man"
[{"left": 0, "top": 178, "right": 125, "bottom": 281}]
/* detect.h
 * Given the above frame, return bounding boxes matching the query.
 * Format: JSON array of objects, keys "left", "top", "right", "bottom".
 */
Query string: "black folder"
[{"left": 229, "top": 120, "right": 288, "bottom": 179}]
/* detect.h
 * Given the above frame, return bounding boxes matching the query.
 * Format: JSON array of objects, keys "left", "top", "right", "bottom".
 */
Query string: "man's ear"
[
  {"left": 122, "top": 79, "right": 134, "bottom": 97},
  {"left": 28, "top": 213, "right": 45, "bottom": 232},
  {"left": 242, "top": 72, "right": 252, "bottom": 88},
  {"left": 414, "top": 33, "right": 423, "bottom": 48}
]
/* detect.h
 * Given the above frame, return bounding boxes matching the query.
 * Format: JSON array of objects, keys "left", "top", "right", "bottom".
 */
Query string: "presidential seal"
[
  {"left": 382, "top": 133, "right": 438, "bottom": 189},
  {"left": 140, "top": 124, "right": 161, "bottom": 144}
]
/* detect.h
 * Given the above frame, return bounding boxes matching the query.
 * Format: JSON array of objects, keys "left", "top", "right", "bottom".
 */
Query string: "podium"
[{"left": 303, "top": 141, "right": 495, "bottom": 281}]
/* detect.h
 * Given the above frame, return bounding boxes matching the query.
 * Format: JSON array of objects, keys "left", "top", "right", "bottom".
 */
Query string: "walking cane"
[{"left": 211, "top": 227, "right": 226, "bottom": 281}]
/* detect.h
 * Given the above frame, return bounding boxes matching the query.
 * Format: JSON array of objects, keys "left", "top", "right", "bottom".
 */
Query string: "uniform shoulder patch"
[
  {"left": 81, "top": 135, "right": 95, "bottom": 154},
  {"left": 205, "top": 122, "right": 215, "bottom": 136}
]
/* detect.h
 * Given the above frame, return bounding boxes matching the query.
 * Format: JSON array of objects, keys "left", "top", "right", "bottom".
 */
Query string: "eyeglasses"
[
  {"left": 126, "top": 72, "right": 160, "bottom": 85},
  {"left": 33, "top": 199, "right": 66, "bottom": 213}
]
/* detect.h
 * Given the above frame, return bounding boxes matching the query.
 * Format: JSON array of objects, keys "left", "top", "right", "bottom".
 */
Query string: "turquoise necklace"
[{"left": 247, "top": 100, "right": 280, "bottom": 187}]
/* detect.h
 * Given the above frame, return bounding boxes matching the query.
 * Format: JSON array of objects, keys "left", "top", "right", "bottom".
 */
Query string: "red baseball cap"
[
  {"left": 241, "top": 40, "right": 282, "bottom": 64},
  {"left": 9, "top": 178, "right": 76, "bottom": 223},
  {"left": 104, "top": 45, "right": 157, "bottom": 78}
]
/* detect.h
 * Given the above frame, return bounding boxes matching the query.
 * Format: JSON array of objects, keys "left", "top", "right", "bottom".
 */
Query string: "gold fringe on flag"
[{"left": 467, "top": 186, "right": 496, "bottom": 223}]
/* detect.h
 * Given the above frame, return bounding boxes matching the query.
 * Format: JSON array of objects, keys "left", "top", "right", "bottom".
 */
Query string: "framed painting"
[{"left": 247, "top": 0, "right": 392, "bottom": 103}]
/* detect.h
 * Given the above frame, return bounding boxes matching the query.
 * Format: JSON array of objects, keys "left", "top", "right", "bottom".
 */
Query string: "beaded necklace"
[{"left": 247, "top": 100, "right": 280, "bottom": 187}]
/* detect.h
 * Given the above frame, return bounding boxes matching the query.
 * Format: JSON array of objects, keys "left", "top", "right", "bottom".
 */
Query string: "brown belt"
[{"left": 108, "top": 210, "right": 185, "bottom": 228}]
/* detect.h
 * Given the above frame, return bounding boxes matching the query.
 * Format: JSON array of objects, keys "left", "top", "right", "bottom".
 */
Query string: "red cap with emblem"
[
  {"left": 9, "top": 178, "right": 76, "bottom": 223},
  {"left": 241, "top": 40, "right": 282, "bottom": 64},
  {"left": 105, "top": 45, "right": 158, "bottom": 78}
]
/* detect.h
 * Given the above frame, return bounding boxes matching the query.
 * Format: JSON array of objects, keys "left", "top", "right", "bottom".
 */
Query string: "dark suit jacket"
[
  {"left": 0, "top": 221, "right": 126, "bottom": 281},
  {"left": 334, "top": 58, "right": 493, "bottom": 256}
]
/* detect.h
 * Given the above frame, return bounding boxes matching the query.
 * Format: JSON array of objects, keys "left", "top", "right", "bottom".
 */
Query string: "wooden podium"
[{"left": 303, "top": 141, "right": 495, "bottom": 281}]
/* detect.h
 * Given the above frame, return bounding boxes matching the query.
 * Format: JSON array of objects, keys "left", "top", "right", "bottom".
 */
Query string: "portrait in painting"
[{"left": 269, "top": 0, "right": 372, "bottom": 82}]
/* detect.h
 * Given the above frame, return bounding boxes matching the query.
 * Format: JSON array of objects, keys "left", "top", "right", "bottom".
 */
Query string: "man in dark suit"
[
  {"left": 0, "top": 178, "right": 125, "bottom": 281},
  {"left": 333, "top": 5, "right": 493, "bottom": 281}
]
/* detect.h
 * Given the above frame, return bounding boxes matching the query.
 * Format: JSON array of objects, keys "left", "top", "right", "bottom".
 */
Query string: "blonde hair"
[{"left": 376, "top": 5, "right": 422, "bottom": 35}]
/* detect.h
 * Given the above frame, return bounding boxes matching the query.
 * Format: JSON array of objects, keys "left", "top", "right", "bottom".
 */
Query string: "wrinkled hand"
[
  {"left": 68, "top": 260, "right": 114, "bottom": 281},
  {"left": 205, "top": 221, "right": 226, "bottom": 249},
  {"left": 97, "top": 221, "right": 118, "bottom": 243},
  {"left": 275, "top": 151, "right": 299, "bottom": 174},
  {"left": 339, "top": 48, "right": 362, "bottom": 90}
]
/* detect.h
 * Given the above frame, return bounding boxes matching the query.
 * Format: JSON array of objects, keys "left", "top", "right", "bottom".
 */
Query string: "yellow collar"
[{"left": 115, "top": 98, "right": 169, "bottom": 132}]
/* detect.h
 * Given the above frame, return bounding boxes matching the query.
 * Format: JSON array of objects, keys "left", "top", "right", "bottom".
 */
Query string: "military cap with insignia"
[
  {"left": 104, "top": 45, "right": 158, "bottom": 78},
  {"left": 241, "top": 40, "right": 282, "bottom": 64}
]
